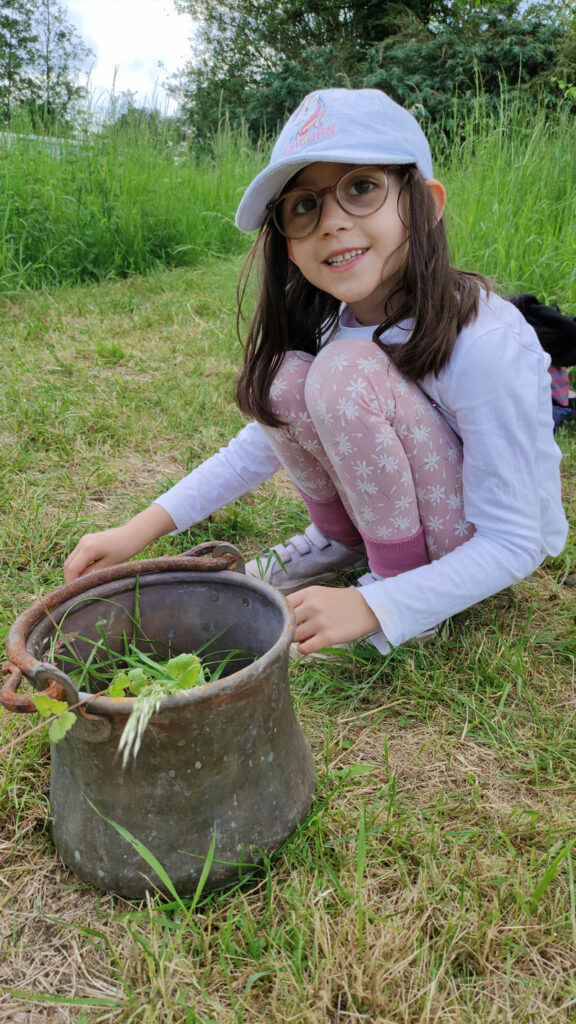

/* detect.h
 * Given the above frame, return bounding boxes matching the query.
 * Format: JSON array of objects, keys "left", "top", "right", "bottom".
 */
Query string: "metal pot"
[{"left": 1, "top": 548, "right": 315, "bottom": 898}]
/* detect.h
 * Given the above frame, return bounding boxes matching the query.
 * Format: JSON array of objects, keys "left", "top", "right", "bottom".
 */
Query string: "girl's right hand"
[
  {"left": 63, "top": 504, "right": 177, "bottom": 582},
  {"left": 63, "top": 525, "right": 143, "bottom": 582}
]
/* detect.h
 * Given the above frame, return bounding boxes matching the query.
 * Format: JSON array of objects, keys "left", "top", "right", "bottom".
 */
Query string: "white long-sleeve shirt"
[{"left": 156, "top": 292, "right": 568, "bottom": 647}]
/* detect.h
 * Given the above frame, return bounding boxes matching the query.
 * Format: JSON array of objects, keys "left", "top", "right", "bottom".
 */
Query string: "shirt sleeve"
[
  {"left": 154, "top": 421, "right": 282, "bottom": 531},
  {"left": 359, "top": 326, "right": 567, "bottom": 647}
]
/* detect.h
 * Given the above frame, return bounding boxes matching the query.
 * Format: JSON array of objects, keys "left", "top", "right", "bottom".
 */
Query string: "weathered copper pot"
[{"left": 1, "top": 549, "right": 315, "bottom": 899}]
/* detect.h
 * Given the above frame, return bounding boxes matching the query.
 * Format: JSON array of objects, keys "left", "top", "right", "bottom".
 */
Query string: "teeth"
[{"left": 326, "top": 249, "right": 366, "bottom": 266}]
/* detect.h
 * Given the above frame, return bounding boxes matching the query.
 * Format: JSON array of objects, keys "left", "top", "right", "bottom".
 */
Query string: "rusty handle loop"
[
  {"left": 1, "top": 661, "right": 68, "bottom": 714},
  {"left": 0, "top": 551, "right": 240, "bottom": 716},
  {"left": 184, "top": 542, "right": 245, "bottom": 574}
]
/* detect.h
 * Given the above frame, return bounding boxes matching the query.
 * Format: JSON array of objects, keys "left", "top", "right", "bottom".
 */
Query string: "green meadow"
[
  {"left": 0, "top": 117, "right": 263, "bottom": 291},
  {"left": 0, "top": 95, "right": 575, "bottom": 1022}
]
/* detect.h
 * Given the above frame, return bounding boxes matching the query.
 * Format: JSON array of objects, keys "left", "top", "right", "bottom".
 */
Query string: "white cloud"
[{"left": 65, "top": 0, "right": 194, "bottom": 109}]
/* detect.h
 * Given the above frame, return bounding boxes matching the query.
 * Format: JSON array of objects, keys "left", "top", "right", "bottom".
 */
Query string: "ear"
[
  {"left": 286, "top": 238, "right": 294, "bottom": 261},
  {"left": 425, "top": 178, "right": 446, "bottom": 223}
]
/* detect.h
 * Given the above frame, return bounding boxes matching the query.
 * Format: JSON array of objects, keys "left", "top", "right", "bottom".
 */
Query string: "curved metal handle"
[
  {"left": 30, "top": 662, "right": 80, "bottom": 706},
  {"left": 0, "top": 660, "right": 111, "bottom": 742},
  {"left": 184, "top": 542, "right": 245, "bottom": 573},
  {"left": 0, "top": 661, "right": 63, "bottom": 713}
]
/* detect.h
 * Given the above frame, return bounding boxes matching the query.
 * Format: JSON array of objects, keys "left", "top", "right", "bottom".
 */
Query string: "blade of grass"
[
  {"left": 527, "top": 837, "right": 576, "bottom": 913},
  {"left": 86, "top": 798, "right": 186, "bottom": 909}
]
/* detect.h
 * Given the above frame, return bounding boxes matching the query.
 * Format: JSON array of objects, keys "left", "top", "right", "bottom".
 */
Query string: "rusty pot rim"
[
  {"left": 80, "top": 570, "right": 296, "bottom": 717},
  {"left": 4, "top": 557, "right": 295, "bottom": 718}
]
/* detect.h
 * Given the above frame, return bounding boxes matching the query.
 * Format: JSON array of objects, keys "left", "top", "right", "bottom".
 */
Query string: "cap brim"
[{"left": 235, "top": 159, "right": 312, "bottom": 232}]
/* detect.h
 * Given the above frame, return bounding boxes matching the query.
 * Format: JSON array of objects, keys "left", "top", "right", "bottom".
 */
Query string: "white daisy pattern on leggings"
[{"left": 262, "top": 342, "right": 475, "bottom": 559}]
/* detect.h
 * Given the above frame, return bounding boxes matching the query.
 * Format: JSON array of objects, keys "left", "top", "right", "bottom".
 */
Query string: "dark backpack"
[
  {"left": 508, "top": 293, "right": 576, "bottom": 428},
  {"left": 508, "top": 293, "right": 576, "bottom": 368}
]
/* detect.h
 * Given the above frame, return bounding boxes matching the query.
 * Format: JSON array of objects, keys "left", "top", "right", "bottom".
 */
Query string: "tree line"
[
  {"left": 1, "top": 0, "right": 575, "bottom": 140},
  {"left": 0, "top": 0, "right": 92, "bottom": 130},
  {"left": 173, "top": 0, "right": 576, "bottom": 143}
]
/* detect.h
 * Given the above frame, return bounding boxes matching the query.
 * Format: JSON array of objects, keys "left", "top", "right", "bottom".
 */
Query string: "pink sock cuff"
[
  {"left": 295, "top": 488, "right": 363, "bottom": 548},
  {"left": 361, "top": 524, "right": 429, "bottom": 578}
]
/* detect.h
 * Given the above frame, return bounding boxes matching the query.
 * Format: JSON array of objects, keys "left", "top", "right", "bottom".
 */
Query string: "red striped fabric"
[{"left": 549, "top": 365, "right": 570, "bottom": 406}]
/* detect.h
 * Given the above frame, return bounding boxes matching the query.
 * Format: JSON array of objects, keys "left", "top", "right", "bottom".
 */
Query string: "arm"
[
  {"left": 64, "top": 422, "right": 281, "bottom": 582},
  {"left": 360, "top": 321, "right": 567, "bottom": 647},
  {"left": 154, "top": 421, "right": 281, "bottom": 531}
]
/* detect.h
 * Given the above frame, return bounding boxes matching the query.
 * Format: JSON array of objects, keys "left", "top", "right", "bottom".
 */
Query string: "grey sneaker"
[{"left": 245, "top": 523, "right": 366, "bottom": 595}]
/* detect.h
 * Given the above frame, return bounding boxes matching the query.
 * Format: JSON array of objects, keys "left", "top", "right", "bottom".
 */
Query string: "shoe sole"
[{"left": 248, "top": 558, "right": 367, "bottom": 595}]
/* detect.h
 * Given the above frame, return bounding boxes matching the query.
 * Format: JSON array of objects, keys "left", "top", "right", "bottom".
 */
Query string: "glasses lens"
[
  {"left": 271, "top": 167, "right": 390, "bottom": 238},
  {"left": 273, "top": 191, "right": 320, "bottom": 239},
  {"left": 337, "top": 167, "right": 389, "bottom": 216}
]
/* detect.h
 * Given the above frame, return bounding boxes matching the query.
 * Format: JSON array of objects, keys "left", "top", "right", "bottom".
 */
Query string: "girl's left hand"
[{"left": 287, "top": 586, "right": 381, "bottom": 655}]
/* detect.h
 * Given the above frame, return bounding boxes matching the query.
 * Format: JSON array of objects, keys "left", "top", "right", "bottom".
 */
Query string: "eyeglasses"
[{"left": 267, "top": 166, "right": 390, "bottom": 240}]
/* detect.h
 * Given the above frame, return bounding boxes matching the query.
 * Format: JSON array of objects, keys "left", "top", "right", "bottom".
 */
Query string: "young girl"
[{"left": 63, "top": 88, "right": 568, "bottom": 656}]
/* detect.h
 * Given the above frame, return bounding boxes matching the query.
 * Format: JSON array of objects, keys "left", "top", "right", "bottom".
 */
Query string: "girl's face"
[{"left": 286, "top": 161, "right": 409, "bottom": 326}]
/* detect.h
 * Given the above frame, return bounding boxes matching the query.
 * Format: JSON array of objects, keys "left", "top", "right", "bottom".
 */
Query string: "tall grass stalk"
[
  {"left": 439, "top": 91, "right": 576, "bottom": 303},
  {"left": 0, "top": 113, "right": 264, "bottom": 292},
  {"left": 1, "top": 87, "right": 575, "bottom": 298}
]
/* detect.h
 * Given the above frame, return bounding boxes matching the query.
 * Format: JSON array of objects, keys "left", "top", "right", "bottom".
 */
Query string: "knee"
[{"left": 306, "top": 337, "right": 393, "bottom": 418}]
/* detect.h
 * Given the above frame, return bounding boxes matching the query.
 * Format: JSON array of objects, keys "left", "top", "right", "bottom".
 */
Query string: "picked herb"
[{"left": 108, "top": 648, "right": 206, "bottom": 766}]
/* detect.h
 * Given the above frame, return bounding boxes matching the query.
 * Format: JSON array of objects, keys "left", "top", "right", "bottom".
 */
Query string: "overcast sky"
[{"left": 65, "top": 0, "right": 195, "bottom": 111}]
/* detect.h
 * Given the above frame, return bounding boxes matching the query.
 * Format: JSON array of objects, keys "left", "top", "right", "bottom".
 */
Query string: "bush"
[
  {"left": 179, "top": 0, "right": 576, "bottom": 144},
  {"left": 362, "top": 3, "right": 569, "bottom": 133}
]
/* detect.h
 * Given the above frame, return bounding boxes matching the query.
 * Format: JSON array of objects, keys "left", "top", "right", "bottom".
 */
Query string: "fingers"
[
  {"left": 63, "top": 536, "right": 106, "bottom": 582},
  {"left": 286, "top": 586, "right": 381, "bottom": 654},
  {"left": 63, "top": 507, "right": 175, "bottom": 583},
  {"left": 63, "top": 527, "right": 130, "bottom": 582}
]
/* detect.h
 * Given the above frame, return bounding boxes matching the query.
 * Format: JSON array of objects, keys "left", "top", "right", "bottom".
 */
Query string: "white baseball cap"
[{"left": 235, "top": 88, "right": 434, "bottom": 232}]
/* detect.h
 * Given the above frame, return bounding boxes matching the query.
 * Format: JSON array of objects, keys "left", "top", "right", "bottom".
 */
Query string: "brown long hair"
[{"left": 235, "top": 165, "right": 489, "bottom": 428}]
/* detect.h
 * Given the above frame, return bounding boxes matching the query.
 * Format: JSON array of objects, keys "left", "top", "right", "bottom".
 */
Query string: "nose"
[{"left": 317, "top": 191, "right": 354, "bottom": 234}]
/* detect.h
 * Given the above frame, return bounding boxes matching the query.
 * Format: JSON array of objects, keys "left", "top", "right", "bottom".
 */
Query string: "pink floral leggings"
[{"left": 259, "top": 338, "right": 475, "bottom": 578}]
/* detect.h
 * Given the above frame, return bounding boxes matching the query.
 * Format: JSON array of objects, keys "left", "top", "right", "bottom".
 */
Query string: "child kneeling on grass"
[{"left": 64, "top": 88, "right": 568, "bottom": 657}]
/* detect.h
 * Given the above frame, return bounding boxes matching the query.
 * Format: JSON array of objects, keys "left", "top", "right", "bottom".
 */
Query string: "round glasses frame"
[{"left": 266, "top": 166, "right": 390, "bottom": 240}]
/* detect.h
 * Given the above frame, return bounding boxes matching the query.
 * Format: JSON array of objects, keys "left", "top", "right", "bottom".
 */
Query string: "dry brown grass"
[{"left": 2, "top": 695, "right": 576, "bottom": 1023}]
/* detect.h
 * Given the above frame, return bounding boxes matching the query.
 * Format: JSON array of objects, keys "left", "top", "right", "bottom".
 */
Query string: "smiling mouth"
[{"left": 325, "top": 248, "right": 367, "bottom": 266}]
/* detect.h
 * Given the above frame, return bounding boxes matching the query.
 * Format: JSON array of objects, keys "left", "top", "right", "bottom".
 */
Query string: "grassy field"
[
  {"left": 0, "top": 100, "right": 575, "bottom": 1023},
  {"left": 0, "top": 118, "right": 263, "bottom": 291},
  {"left": 0, "top": 94, "right": 575, "bottom": 303}
]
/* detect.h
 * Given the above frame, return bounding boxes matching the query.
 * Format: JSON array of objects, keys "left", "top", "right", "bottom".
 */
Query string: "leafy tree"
[
  {"left": 29, "top": 0, "right": 92, "bottom": 128},
  {"left": 362, "top": 1, "right": 572, "bottom": 131},
  {"left": 0, "top": 0, "right": 92, "bottom": 128},
  {"left": 173, "top": 0, "right": 576, "bottom": 142},
  {"left": 173, "top": 0, "right": 441, "bottom": 142},
  {"left": 176, "top": 0, "right": 438, "bottom": 69},
  {"left": 0, "top": 0, "right": 38, "bottom": 121}
]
